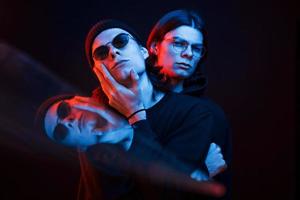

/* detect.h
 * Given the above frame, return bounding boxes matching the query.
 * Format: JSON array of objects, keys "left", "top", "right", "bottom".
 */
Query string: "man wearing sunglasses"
[
  {"left": 36, "top": 19, "right": 227, "bottom": 199},
  {"left": 83, "top": 19, "right": 226, "bottom": 199}
]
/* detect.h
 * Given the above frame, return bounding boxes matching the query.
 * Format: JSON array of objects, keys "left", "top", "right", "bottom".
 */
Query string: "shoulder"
[
  {"left": 168, "top": 93, "right": 229, "bottom": 123},
  {"left": 160, "top": 92, "right": 213, "bottom": 116},
  {"left": 195, "top": 97, "right": 226, "bottom": 115},
  {"left": 165, "top": 92, "right": 206, "bottom": 106},
  {"left": 193, "top": 97, "right": 231, "bottom": 133},
  {"left": 148, "top": 92, "right": 213, "bottom": 122}
]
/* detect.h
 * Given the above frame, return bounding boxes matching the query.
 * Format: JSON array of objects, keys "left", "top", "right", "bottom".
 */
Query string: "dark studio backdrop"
[{"left": 0, "top": 0, "right": 297, "bottom": 199}]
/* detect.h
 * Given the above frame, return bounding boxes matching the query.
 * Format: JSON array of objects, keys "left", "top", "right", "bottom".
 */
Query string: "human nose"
[
  {"left": 107, "top": 45, "right": 121, "bottom": 60},
  {"left": 60, "top": 114, "right": 77, "bottom": 128},
  {"left": 181, "top": 45, "right": 193, "bottom": 58}
]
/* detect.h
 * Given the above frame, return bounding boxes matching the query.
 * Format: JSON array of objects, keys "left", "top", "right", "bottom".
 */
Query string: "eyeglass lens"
[
  {"left": 93, "top": 33, "right": 130, "bottom": 60},
  {"left": 53, "top": 101, "right": 71, "bottom": 141},
  {"left": 171, "top": 38, "right": 205, "bottom": 57}
]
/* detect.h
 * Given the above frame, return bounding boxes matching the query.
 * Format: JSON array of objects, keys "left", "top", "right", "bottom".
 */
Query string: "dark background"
[{"left": 0, "top": 0, "right": 297, "bottom": 199}]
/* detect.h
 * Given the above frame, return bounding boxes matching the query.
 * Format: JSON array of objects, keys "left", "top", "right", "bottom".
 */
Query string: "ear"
[
  {"left": 140, "top": 47, "right": 149, "bottom": 59},
  {"left": 149, "top": 42, "right": 158, "bottom": 55}
]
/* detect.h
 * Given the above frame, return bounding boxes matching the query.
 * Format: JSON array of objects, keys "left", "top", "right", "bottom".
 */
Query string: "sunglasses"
[
  {"left": 92, "top": 33, "right": 135, "bottom": 60},
  {"left": 53, "top": 101, "right": 71, "bottom": 141}
]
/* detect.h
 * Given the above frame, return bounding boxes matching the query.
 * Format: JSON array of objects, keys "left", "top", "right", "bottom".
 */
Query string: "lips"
[
  {"left": 176, "top": 62, "right": 191, "bottom": 69},
  {"left": 111, "top": 60, "right": 129, "bottom": 70}
]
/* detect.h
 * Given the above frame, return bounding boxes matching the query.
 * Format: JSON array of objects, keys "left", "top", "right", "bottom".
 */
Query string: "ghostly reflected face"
[
  {"left": 44, "top": 96, "right": 127, "bottom": 148},
  {"left": 154, "top": 25, "right": 204, "bottom": 80}
]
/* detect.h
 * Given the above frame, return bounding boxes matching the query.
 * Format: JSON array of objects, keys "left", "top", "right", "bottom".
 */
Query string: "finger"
[
  {"left": 93, "top": 67, "right": 113, "bottom": 96},
  {"left": 73, "top": 96, "right": 92, "bottom": 103},
  {"left": 73, "top": 103, "right": 113, "bottom": 119},
  {"left": 94, "top": 66, "right": 113, "bottom": 91},
  {"left": 215, "top": 164, "right": 228, "bottom": 175},
  {"left": 210, "top": 160, "right": 227, "bottom": 178},
  {"left": 74, "top": 103, "right": 119, "bottom": 122},
  {"left": 96, "top": 127, "right": 132, "bottom": 144},
  {"left": 93, "top": 66, "right": 103, "bottom": 85},
  {"left": 190, "top": 169, "right": 209, "bottom": 181},
  {"left": 96, "top": 63, "right": 120, "bottom": 88},
  {"left": 213, "top": 143, "right": 221, "bottom": 153},
  {"left": 208, "top": 143, "right": 216, "bottom": 153},
  {"left": 129, "top": 69, "right": 139, "bottom": 92},
  {"left": 73, "top": 103, "right": 100, "bottom": 113},
  {"left": 73, "top": 96, "right": 100, "bottom": 107}
]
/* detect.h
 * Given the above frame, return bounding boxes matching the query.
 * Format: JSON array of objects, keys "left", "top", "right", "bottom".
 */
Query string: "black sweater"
[{"left": 78, "top": 92, "right": 230, "bottom": 200}]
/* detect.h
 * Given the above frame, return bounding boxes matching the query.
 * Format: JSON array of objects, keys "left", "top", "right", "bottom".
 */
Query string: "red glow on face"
[{"left": 155, "top": 26, "right": 203, "bottom": 80}]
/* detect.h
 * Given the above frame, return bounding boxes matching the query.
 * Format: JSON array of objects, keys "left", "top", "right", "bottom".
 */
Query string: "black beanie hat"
[{"left": 85, "top": 19, "right": 143, "bottom": 68}]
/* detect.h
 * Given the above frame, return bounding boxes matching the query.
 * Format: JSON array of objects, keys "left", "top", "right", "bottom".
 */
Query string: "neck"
[
  {"left": 138, "top": 72, "right": 164, "bottom": 108},
  {"left": 169, "top": 79, "right": 184, "bottom": 93}
]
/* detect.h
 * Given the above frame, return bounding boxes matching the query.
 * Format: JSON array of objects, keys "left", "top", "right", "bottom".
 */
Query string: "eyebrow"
[
  {"left": 96, "top": 33, "right": 129, "bottom": 47},
  {"left": 172, "top": 36, "right": 185, "bottom": 40},
  {"left": 171, "top": 36, "right": 204, "bottom": 46}
]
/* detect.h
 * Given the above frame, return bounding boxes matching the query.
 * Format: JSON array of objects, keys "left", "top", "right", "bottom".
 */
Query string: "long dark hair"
[{"left": 146, "top": 9, "right": 208, "bottom": 95}]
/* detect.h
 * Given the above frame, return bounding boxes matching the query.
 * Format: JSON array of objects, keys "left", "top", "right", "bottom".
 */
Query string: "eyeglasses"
[
  {"left": 93, "top": 33, "right": 135, "bottom": 60},
  {"left": 53, "top": 101, "right": 71, "bottom": 141},
  {"left": 164, "top": 37, "right": 206, "bottom": 58}
]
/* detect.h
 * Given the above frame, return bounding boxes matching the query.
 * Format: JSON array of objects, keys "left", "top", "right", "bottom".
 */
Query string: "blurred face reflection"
[{"left": 44, "top": 96, "right": 127, "bottom": 148}]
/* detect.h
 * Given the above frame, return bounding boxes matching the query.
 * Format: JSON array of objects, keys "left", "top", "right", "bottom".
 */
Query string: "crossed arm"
[{"left": 72, "top": 68, "right": 226, "bottom": 180}]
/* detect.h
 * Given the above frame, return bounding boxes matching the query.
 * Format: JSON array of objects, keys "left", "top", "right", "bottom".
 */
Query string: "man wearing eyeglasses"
[
  {"left": 36, "top": 19, "right": 227, "bottom": 199},
  {"left": 84, "top": 19, "right": 226, "bottom": 199}
]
